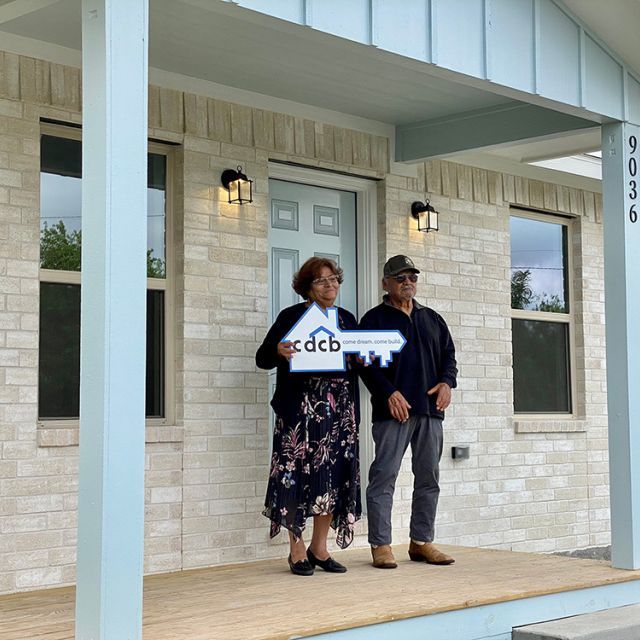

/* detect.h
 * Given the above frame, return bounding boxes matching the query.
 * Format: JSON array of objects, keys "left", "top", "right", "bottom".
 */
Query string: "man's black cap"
[{"left": 383, "top": 255, "right": 420, "bottom": 277}]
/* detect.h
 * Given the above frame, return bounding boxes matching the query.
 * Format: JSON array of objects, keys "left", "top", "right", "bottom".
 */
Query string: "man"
[{"left": 360, "top": 255, "right": 457, "bottom": 569}]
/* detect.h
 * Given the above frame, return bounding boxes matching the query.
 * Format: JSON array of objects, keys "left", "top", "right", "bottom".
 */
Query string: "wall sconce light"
[
  {"left": 411, "top": 200, "right": 439, "bottom": 233},
  {"left": 221, "top": 165, "right": 253, "bottom": 205}
]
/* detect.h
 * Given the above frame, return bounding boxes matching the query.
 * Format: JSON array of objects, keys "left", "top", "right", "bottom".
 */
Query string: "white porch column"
[
  {"left": 602, "top": 122, "right": 640, "bottom": 570},
  {"left": 76, "top": 1, "right": 149, "bottom": 638}
]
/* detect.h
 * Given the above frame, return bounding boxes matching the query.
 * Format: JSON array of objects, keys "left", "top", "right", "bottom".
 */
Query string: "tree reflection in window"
[
  {"left": 510, "top": 213, "right": 572, "bottom": 414},
  {"left": 40, "top": 221, "right": 165, "bottom": 277},
  {"left": 39, "top": 135, "right": 167, "bottom": 278},
  {"left": 510, "top": 216, "right": 568, "bottom": 313},
  {"left": 39, "top": 133, "right": 168, "bottom": 420}
]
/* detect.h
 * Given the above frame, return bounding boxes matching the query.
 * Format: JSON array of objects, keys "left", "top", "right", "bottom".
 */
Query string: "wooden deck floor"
[{"left": 1, "top": 545, "right": 640, "bottom": 640}]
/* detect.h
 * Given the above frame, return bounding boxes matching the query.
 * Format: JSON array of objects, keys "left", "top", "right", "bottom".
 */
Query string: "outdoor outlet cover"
[{"left": 451, "top": 445, "right": 470, "bottom": 460}]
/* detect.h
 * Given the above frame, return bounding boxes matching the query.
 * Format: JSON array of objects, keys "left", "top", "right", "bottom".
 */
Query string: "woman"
[{"left": 256, "top": 257, "right": 361, "bottom": 575}]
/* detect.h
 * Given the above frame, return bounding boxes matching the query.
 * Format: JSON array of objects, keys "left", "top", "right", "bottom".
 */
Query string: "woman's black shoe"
[
  {"left": 306, "top": 548, "right": 347, "bottom": 573},
  {"left": 288, "top": 554, "right": 314, "bottom": 576}
]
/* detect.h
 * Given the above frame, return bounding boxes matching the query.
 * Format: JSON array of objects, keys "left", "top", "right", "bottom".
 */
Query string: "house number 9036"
[{"left": 629, "top": 135, "right": 638, "bottom": 223}]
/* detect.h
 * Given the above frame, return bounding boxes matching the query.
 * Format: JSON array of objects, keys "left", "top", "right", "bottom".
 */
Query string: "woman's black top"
[{"left": 255, "top": 302, "right": 360, "bottom": 423}]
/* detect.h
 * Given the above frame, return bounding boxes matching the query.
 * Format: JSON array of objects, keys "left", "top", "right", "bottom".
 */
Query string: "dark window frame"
[
  {"left": 38, "top": 124, "right": 173, "bottom": 423},
  {"left": 510, "top": 209, "right": 574, "bottom": 416}
]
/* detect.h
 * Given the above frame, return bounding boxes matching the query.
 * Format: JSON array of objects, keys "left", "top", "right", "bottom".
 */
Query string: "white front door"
[
  {"left": 267, "top": 178, "right": 358, "bottom": 433},
  {"left": 268, "top": 178, "right": 357, "bottom": 320},
  {"left": 266, "top": 165, "right": 379, "bottom": 510}
]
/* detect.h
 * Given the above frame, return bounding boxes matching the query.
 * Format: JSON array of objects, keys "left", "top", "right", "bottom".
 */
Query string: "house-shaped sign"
[{"left": 282, "top": 303, "right": 406, "bottom": 372}]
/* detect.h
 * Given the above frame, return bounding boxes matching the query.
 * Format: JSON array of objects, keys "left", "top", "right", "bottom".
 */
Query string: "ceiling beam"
[
  {"left": 0, "top": 0, "right": 62, "bottom": 25},
  {"left": 396, "top": 103, "right": 599, "bottom": 162}
]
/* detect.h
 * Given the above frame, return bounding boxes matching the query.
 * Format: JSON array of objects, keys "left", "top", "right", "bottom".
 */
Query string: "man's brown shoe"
[
  {"left": 408, "top": 541, "right": 455, "bottom": 565},
  {"left": 371, "top": 545, "right": 397, "bottom": 569}
]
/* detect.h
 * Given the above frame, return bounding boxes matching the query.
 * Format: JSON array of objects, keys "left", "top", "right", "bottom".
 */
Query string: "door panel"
[
  {"left": 271, "top": 248, "right": 300, "bottom": 319},
  {"left": 268, "top": 179, "right": 357, "bottom": 319},
  {"left": 267, "top": 178, "right": 358, "bottom": 434}
]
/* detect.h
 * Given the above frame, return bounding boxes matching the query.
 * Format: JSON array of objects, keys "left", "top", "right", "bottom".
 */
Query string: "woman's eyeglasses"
[
  {"left": 312, "top": 275, "right": 340, "bottom": 287},
  {"left": 391, "top": 274, "right": 418, "bottom": 284}
]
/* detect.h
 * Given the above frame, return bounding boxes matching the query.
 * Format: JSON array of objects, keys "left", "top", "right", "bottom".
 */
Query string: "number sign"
[{"left": 628, "top": 133, "right": 639, "bottom": 224}]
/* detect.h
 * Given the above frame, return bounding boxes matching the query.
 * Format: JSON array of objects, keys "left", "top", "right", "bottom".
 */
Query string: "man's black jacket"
[{"left": 359, "top": 297, "right": 457, "bottom": 422}]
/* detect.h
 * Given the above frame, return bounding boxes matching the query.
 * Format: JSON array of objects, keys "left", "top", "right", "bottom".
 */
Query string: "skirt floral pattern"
[{"left": 263, "top": 377, "right": 361, "bottom": 549}]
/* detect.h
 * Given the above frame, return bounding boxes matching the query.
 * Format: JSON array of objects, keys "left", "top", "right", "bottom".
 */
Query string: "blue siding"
[
  {"left": 433, "top": 0, "right": 485, "bottom": 77},
  {"left": 537, "top": 0, "right": 581, "bottom": 105},
  {"left": 307, "top": 0, "right": 371, "bottom": 44},
  {"left": 231, "top": 0, "right": 640, "bottom": 130},
  {"left": 372, "top": 0, "right": 430, "bottom": 62},
  {"left": 584, "top": 35, "right": 624, "bottom": 120},
  {"left": 236, "top": 0, "right": 304, "bottom": 24},
  {"left": 486, "top": 0, "right": 535, "bottom": 93}
]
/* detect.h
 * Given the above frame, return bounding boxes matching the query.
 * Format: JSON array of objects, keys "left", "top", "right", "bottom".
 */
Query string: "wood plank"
[{"left": 1, "top": 546, "right": 639, "bottom": 640}]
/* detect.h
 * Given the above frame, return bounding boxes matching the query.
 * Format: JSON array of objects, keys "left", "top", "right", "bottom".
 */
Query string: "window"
[
  {"left": 38, "top": 125, "right": 172, "bottom": 421},
  {"left": 510, "top": 211, "right": 573, "bottom": 414}
]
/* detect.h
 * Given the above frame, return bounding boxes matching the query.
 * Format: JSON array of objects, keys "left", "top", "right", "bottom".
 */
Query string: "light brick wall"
[
  {"left": 381, "top": 162, "right": 608, "bottom": 552},
  {"left": 0, "top": 50, "right": 610, "bottom": 594},
  {"left": 177, "top": 112, "right": 385, "bottom": 565}
]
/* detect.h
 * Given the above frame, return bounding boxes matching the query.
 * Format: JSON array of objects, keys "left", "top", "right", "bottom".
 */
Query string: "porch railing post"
[
  {"left": 602, "top": 121, "right": 640, "bottom": 570},
  {"left": 76, "top": 0, "right": 149, "bottom": 637}
]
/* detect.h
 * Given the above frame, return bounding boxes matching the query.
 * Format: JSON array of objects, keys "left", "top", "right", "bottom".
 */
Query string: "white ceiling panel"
[{"left": 0, "top": 0, "right": 513, "bottom": 124}]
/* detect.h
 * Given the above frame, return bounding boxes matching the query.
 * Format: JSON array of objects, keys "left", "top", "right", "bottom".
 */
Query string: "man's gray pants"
[{"left": 366, "top": 415, "right": 443, "bottom": 546}]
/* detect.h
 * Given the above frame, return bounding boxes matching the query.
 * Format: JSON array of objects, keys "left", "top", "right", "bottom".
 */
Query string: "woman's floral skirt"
[{"left": 263, "top": 377, "right": 361, "bottom": 549}]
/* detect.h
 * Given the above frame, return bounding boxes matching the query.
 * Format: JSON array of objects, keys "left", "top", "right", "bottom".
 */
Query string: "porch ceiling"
[
  {"left": 0, "top": 0, "right": 523, "bottom": 125},
  {"left": 0, "top": 0, "right": 626, "bottom": 175}
]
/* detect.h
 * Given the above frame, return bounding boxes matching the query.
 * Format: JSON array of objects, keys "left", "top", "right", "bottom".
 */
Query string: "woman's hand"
[{"left": 277, "top": 341, "right": 297, "bottom": 361}]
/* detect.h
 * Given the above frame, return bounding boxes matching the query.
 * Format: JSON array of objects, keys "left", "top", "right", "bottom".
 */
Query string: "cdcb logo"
[{"left": 292, "top": 335, "right": 341, "bottom": 353}]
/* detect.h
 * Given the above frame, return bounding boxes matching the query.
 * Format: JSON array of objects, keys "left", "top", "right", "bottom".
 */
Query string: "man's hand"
[
  {"left": 277, "top": 341, "right": 296, "bottom": 361},
  {"left": 388, "top": 391, "right": 411, "bottom": 423},
  {"left": 427, "top": 382, "right": 452, "bottom": 411}
]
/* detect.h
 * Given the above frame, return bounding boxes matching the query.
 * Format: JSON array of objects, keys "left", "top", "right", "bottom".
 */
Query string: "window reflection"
[
  {"left": 40, "top": 135, "right": 82, "bottom": 271},
  {"left": 147, "top": 153, "right": 167, "bottom": 278},
  {"left": 39, "top": 284, "right": 166, "bottom": 419},
  {"left": 146, "top": 290, "right": 165, "bottom": 418},
  {"left": 510, "top": 216, "right": 568, "bottom": 313},
  {"left": 39, "top": 283, "right": 81, "bottom": 419},
  {"left": 39, "top": 135, "right": 167, "bottom": 277},
  {"left": 38, "top": 133, "right": 168, "bottom": 420},
  {"left": 512, "top": 319, "right": 571, "bottom": 413}
]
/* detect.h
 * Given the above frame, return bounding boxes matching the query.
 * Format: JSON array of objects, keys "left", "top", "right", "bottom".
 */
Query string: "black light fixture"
[
  {"left": 411, "top": 200, "right": 439, "bottom": 233},
  {"left": 221, "top": 165, "right": 253, "bottom": 205}
]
